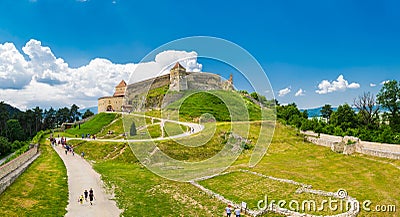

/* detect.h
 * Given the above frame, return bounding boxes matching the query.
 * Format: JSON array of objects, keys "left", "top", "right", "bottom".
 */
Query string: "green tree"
[
  {"left": 377, "top": 80, "right": 400, "bottom": 131},
  {"left": 56, "top": 107, "right": 70, "bottom": 126},
  {"left": 43, "top": 107, "right": 56, "bottom": 129},
  {"left": 250, "top": 92, "right": 259, "bottom": 101},
  {"left": 33, "top": 106, "right": 43, "bottom": 133},
  {"left": 320, "top": 104, "right": 333, "bottom": 122},
  {"left": 130, "top": 122, "right": 137, "bottom": 136},
  {"left": 69, "top": 104, "right": 81, "bottom": 122},
  {"left": 277, "top": 103, "right": 301, "bottom": 122},
  {"left": 302, "top": 110, "right": 309, "bottom": 119},
  {"left": 330, "top": 104, "right": 357, "bottom": 132},
  {"left": 0, "top": 101, "right": 10, "bottom": 134},
  {"left": 5, "top": 119, "right": 25, "bottom": 142},
  {"left": 0, "top": 136, "right": 11, "bottom": 156},
  {"left": 82, "top": 109, "right": 95, "bottom": 119}
]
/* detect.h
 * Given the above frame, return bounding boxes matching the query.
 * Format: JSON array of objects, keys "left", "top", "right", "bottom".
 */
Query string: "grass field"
[
  {"left": 0, "top": 137, "right": 68, "bottom": 217},
  {"left": 2, "top": 110, "right": 398, "bottom": 216},
  {"left": 72, "top": 119, "right": 399, "bottom": 216}
]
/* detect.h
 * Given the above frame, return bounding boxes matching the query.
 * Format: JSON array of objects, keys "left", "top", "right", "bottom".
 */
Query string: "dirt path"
[{"left": 53, "top": 145, "right": 122, "bottom": 217}]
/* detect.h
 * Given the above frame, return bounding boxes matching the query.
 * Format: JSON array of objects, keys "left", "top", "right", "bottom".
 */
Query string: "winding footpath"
[
  {"left": 56, "top": 114, "right": 204, "bottom": 217},
  {"left": 53, "top": 145, "right": 122, "bottom": 217}
]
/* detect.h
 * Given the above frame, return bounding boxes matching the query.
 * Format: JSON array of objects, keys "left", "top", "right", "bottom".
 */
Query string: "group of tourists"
[
  {"left": 78, "top": 188, "right": 95, "bottom": 205},
  {"left": 225, "top": 204, "right": 241, "bottom": 217},
  {"left": 82, "top": 133, "right": 96, "bottom": 140}
]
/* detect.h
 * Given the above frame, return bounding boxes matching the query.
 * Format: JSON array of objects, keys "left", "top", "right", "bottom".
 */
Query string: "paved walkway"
[{"left": 53, "top": 145, "right": 122, "bottom": 217}]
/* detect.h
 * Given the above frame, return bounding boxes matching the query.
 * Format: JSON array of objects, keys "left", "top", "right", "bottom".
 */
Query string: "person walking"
[
  {"left": 89, "top": 188, "right": 95, "bottom": 205},
  {"left": 81, "top": 151, "right": 85, "bottom": 158},
  {"left": 234, "top": 207, "right": 241, "bottom": 217},
  {"left": 78, "top": 195, "right": 84, "bottom": 204},
  {"left": 225, "top": 204, "right": 232, "bottom": 217},
  {"left": 84, "top": 190, "right": 88, "bottom": 201}
]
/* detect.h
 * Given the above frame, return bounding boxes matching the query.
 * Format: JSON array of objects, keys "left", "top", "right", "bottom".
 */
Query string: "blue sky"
[{"left": 0, "top": 0, "right": 399, "bottom": 109}]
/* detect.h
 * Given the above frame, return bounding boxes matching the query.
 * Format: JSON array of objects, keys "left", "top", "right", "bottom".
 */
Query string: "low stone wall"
[
  {"left": 302, "top": 131, "right": 400, "bottom": 160},
  {"left": 0, "top": 145, "right": 40, "bottom": 194}
]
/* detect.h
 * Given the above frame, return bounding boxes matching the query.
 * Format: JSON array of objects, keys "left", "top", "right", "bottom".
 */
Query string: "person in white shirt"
[
  {"left": 234, "top": 207, "right": 241, "bottom": 217},
  {"left": 225, "top": 204, "right": 232, "bottom": 217}
]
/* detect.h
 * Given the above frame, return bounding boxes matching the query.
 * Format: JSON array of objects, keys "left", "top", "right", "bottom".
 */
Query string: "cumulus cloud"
[
  {"left": 295, "top": 88, "right": 305, "bottom": 97},
  {"left": 0, "top": 39, "right": 203, "bottom": 110},
  {"left": 315, "top": 75, "right": 360, "bottom": 94},
  {"left": 370, "top": 83, "right": 376, "bottom": 87},
  {"left": 0, "top": 42, "right": 32, "bottom": 89},
  {"left": 278, "top": 87, "right": 291, "bottom": 97}
]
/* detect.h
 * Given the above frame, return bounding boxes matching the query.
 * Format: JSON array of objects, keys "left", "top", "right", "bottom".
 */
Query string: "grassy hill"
[
  {"left": 65, "top": 113, "right": 118, "bottom": 136},
  {"left": 166, "top": 90, "right": 262, "bottom": 121}
]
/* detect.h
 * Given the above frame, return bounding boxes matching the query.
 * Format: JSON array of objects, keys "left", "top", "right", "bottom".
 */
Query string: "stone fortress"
[{"left": 98, "top": 62, "right": 234, "bottom": 113}]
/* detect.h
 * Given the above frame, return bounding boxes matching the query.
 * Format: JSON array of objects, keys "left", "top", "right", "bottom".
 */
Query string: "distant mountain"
[
  {"left": 0, "top": 102, "right": 22, "bottom": 117},
  {"left": 79, "top": 106, "right": 98, "bottom": 115},
  {"left": 301, "top": 105, "right": 386, "bottom": 118}
]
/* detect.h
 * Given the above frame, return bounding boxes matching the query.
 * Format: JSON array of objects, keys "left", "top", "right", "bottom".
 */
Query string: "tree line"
[
  {"left": 0, "top": 103, "right": 94, "bottom": 156},
  {"left": 277, "top": 80, "right": 400, "bottom": 144}
]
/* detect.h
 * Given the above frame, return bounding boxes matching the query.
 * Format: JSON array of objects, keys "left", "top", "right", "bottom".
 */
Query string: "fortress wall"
[
  {"left": 186, "top": 72, "right": 224, "bottom": 90},
  {"left": 98, "top": 96, "right": 124, "bottom": 113},
  {"left": 125, "top": 74, "right": 170, "bottom": 99},
  {"left": 0, "top": 145, "right": 40, "bottom": 194},
  {"left": 303, "top": 132, "right": 400, "bottom": 159}
]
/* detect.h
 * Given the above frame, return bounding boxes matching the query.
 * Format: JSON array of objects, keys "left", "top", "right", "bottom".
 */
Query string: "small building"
[{"left": 98, "top": 80, "right": 127, "bottom": 113}]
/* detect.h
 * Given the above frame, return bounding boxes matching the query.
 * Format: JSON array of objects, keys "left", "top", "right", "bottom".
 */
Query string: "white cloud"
[
  {"left": 315, "top": 75, "right": 360, "bottom": 94},
  {"left": 380, "top": 80, "right": 390, "bottom": 85},
  {"left": 295, "top": 88, "right": 305, "bottom": 97},
  {"left": 0, "top": 39, "right": 202, "bottom": 110},
  {"left": 278, "top": 87, "right": 291, "bottom": 97},
  {"left": 370, "top": 83, "right": 376, "bottom": 87},
  {"left": 0, "top": 42, "right": 32, "bottom": 89}
]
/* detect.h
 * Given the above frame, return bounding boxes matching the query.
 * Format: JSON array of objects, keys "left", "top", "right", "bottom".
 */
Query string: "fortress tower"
[
  {"left": 98, "top": 80, "right": 127, "bottom": 112},
  {"left": 169, "top": 62, "right": 188, "bottom": 91}
]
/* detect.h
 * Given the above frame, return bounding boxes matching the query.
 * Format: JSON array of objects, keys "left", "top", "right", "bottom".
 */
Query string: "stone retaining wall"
[
  {"left": 302, "top": 131, "right": 400, "bottom": 160},
  {"left": 0, "top": 145, "right": 40, "bottom": 194}
]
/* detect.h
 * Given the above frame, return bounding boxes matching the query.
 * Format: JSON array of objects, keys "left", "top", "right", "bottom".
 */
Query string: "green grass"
[
  {"left": 163, "top": 122, "right": 188, "bottom": 137},
  {"left": 81, "top": 119, "right": 399, "bottom": 216},
  {"left": 0, "top": 136, "right": 68, "bottom": 217},
  {"left": 97, "top": 117, "right": 125, "bottom": 139},
  {"left": 166, "top": 90, "right": 262, "bottom": 121},
  {"left": 237, "top": 123, "right": 400, "bottom": 216},
  {"left": 66, "top": 113, "right": 118, "bottom": 136},
  {"left": 200, "top": 171, "right": 344, "bottom": 215}
]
